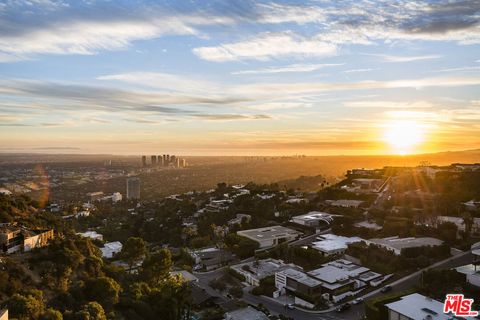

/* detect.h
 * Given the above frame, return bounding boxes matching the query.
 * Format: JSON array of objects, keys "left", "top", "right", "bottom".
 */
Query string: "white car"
[
  {"left": 286, "top": 304, "right": 295, "bottom": 310},
  {"left": 352, "top": 298, "right": 364, "bottom": 305}
]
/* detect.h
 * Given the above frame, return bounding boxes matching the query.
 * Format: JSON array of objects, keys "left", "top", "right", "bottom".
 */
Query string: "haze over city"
[{"left": 1, "top": 0, "right": 479, "bottom": 156}]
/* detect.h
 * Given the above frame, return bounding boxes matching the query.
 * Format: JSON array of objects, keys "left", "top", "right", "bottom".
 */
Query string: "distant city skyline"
[{"left": 0, "top": 0, "right": 479, "bottom": 155}]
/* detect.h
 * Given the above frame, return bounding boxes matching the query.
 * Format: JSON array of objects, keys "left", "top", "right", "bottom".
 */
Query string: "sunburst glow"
[{"left": 383, "top": 121, "right": 424, "bottom": 155}]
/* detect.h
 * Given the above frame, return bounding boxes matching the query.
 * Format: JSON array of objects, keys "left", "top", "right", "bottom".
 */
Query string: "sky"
[{"left": 0, "top": 0, "right": 479, "bottom": 156}]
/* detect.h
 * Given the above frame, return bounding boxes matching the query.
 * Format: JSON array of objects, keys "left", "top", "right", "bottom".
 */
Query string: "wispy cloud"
[
  {"left": 343, "top": 68, "right": 376, "bottom": 74},
  {"left": 0, "top": 1, "right": 234, "bottom": 61},
  {"left": 363, "top": 54, "right": 443, "bottom": 63},
  {"left": 193, "top": 31, "right": 337, "bottom": 62},
  {"left": 97, "top": 72, "right": 221, "bottom": 93},
  {"left": 232, "top": 63, "right": 343, "bottom": 75},
  {"left": 435, "top": 66, "right": 480, "bottom": 73},
  {"left": 344, "top": 101, "right": 435, "bottom": 109}
]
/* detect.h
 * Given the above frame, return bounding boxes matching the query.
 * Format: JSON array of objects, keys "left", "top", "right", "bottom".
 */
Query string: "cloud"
[
  {"left": 363, "top": 54, "right": 442, "bottom": 63},
  {"left": 2, "top": 75, "right": 480, "bottom": 118},
  {"left": 243, "top": 102, "right": 312, "bottom": 111},
  {"left": 1, "top": 0, "right": 478, "bottom": 63},
  {"left": 343, "top": 68, "right": 376, "bottom": 74},
  {"left": 255, "top": 3, "right": 326, "bottom": 25},
  {"left": 0, "top": 1, "right": 235, "bottom": 60},
  {"left": 193, "top": 31, "right": 337, "bottom": 62},
  {"left": 232, "top": 63, "right": 343, "bottom": 75},
  {"left": 191, "top": 0, "right": 480, "bottom": 62},
  {"left": 192, "top": 114, "right": 272, "bottom": 121},
  {"left": 32, "top": 147, "right": 81, "bottom": 150},
  {"left": 98, "top": 72, "right": 221, "bottom": 93},
  {"left": 344, "top": 101, "right": 434, "bottom": 109},
  {"left": 231, "top": 76, "right": 480, "bottom": 97},
  {"left": 0, "top": 79, "right": 247, "bottom": 112},
  {"left": 435, "top": 66, "right": 480, "bottom": 72},
  {"left": 0, "top": 123, "right": 32, "bottom": 127}
]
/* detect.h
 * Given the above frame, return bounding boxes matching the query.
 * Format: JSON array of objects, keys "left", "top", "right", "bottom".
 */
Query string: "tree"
[
  {"left": 228, "top": 286, "right": 243, "bottom": 298},
  {"left": 209, "top": 278, "right": 226, "bottom": 291},
  {"left": 141, "top": 249, "right": 173, "bottom": 285},
  {"left": 121, "top": 237, "right": 146, "bottom": 269},
  {"left": 41, "top": 308, "right": 63, "bottom": 320},
  {"left": 8, "top": 290, "right": 45, "bottom": 320},
  {"left": 84, "top": 276, "right": 121, "bottom": 310},
  {"left": 437, "top": 221, "right": 458, "bottom": 244},
  {"left": 75, "top": 302, "right": 107, "bottom": 320},
  {"left": 144, "top": 276, "right": 191, "bottom": 320},
  {"left": 225, "top": 234, "right": 259, "bottom": 259}
]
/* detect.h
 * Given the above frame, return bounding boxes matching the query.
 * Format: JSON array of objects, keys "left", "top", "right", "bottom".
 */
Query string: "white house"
[
  {"left": 385, "top": 293, "right": 451, "bottom": 320},
  {"left": 100, "top": 241, "right": 123, "bottom": 258},
  {"left": 237, "top": 226, "right": 302, "bottom": 248}
]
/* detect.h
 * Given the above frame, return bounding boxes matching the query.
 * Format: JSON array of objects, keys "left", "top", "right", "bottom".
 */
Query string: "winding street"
[{"left": 193, "top": 249, "right": 473, "bottom": 320}]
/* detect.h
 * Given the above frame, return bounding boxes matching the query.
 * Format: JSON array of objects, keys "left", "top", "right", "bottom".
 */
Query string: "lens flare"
[
  {"left": 383, "top": 120, "right": 424, "bottom": 155},
  {"left": 33, "top": 164, "right": 49, "bottom": 209}
]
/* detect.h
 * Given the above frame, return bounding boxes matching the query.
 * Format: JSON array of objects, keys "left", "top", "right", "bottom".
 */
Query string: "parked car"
[
  {"left": 352, "top": 298, "right": 364, "bottom": 305},
  {"left": 286, "top": 303, "right": 295, "bottom": 310},
  {"left": 336, "top": 303, "right": 351, "bottom": 312},
  {"left": 381, "top": 285, "right": 392, "bottom": 293}
]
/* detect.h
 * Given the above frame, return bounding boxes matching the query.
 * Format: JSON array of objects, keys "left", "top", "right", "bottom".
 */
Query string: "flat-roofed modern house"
[
  {"left": 190, "top": 247, "right": 234, "bottom": 271},
  {"left": 77, "top": 230, "right": 104, "bottom": 241},
  {"left": 0, "top": 226, "right": 54, "bottom": 254},
  {"left": 325, "top": 199, "right": 364, "bottom": 208},
  {"left": 291, "top": 211, "right": 336, "bottom": 227},
  {"left": 307, "top": 259, "right": 384, "bottom": 302},
  {"left": 275, "top": 268, "right": 323, "bottom": 309},
  {"left": 385, "top": 293, "right": 450, "bottom": 320},
  {"left": 366, "top": 236, "right": 444, "bottom": 255},
  {"left": 311, "top": 234, "right": 363, "bottom": 256},
  {"left": 100, "top": 241, "right": 123, "bottom": 258},
  {"left": 231, "top": 258, "right": 297, "bottom": 286},
  {"left": 225, "top": 306, "right": 269, "bottom": 320},
  {"left": 437, "top": 215, "right": 480, "bottom": 233},
  {"left": 237, "top": 226, "right": 302, "bottom": 248},
  {"left": 456, "top": 247, "right": 480, "bottom": 287}
]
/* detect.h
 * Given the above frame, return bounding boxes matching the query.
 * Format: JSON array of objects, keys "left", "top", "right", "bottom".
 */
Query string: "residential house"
[
  {"left": 237, "top": 226, "right": 302, "bottom": 248},
  {"left": 366, "top": 236, "right": 444, "bottom": 255},
  {"left": 385, "top": 293, "right": 451, "bottom": 320},
  {"left": 311, "top": 234, "right": 363, "bottom": 256},
  {"left": 224, "top": 306, "right": 268, "bottom": 320},
  {"left": 230, "top": 258, "right": 296, "bottom": 286},
  {"left": 0, "top": 226, "right": 54, "bottom": 254}
]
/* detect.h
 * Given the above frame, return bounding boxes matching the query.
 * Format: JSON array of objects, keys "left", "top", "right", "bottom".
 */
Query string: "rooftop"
[
  {"left": 77, "top": 231, "right": 103, "bottom": 241},
  {"left": 279, "top": 268, "right": 322, "bottom": 288},
  {"left": 368, "top": 236, "right": 443, "bottom": 251},
  {"left": 311, "top": 234, "right": 363, "bottom": 253},
  {"left": 308, "top": 259, "right": 374, "bottom": 284},
  {"left": 326, "top": 199, "right": 364, "bottom": 207},
  {"left": 232, "top": 258, "right": 294, "bottom": 279},
  {"left": 100, "top": 241, "right": 123, "bottom": 258},
  {"left": 456, "top": 263, "right": 480, "bottom": 276},
  {"left": 293, "top": 211, "right": 334, "bottom": 220},
  {"left": 385, "top": 293, "right": 451, "bottom": 320},
  {"left": 225, "top": 306, "right": 269, "bottom": 320},
  {"left": 237, "top": 226, "right": 302, "bottom": 241}
]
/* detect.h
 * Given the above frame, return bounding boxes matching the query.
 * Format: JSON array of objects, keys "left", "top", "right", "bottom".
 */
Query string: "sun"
[{"left": 383, "top": 120, "right": 424, "bottom": 155}]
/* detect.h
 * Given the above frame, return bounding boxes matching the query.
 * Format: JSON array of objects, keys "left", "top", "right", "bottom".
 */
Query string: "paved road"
[
  {"left": 195, "top": 267, "right": 361, "bottom": 320},
  {"left": 194, "top": 249, "right": 473, "bottom": 320}
]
